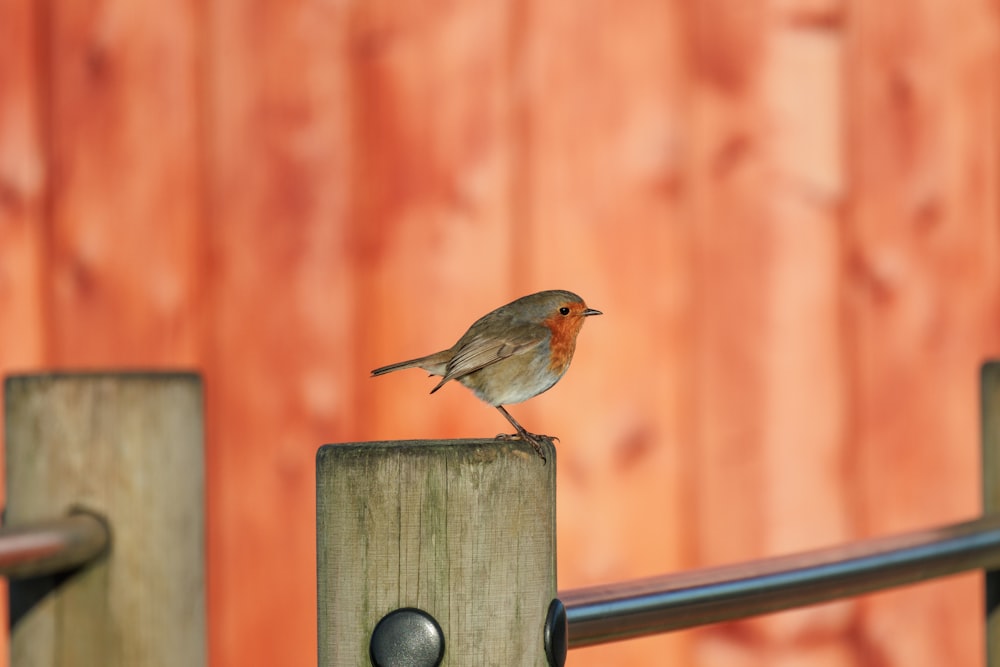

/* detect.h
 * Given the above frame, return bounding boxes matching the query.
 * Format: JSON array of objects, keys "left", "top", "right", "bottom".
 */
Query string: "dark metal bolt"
[
  {"left": 544, "top": 598, "right": 568, "bottom": 667},
  {"left": 369, "top": 607, "right": 444, "bottom": 667}
]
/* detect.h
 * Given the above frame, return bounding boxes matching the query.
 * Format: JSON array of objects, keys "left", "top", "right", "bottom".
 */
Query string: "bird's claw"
[{"left": 494, "top": 431, "right": 557, "bottom": 463}]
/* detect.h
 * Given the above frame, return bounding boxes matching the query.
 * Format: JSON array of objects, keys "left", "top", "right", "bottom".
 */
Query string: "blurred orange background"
[{"left": 3, "top": 0, "right": 1000, "bottom": 665}]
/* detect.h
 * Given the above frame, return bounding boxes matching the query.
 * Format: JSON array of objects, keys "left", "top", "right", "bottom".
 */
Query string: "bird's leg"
[{"left": 494, "top": 405, "right": 557, "bottom": 462}]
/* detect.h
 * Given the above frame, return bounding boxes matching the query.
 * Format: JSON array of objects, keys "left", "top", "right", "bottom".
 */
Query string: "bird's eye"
[{"left": 559, "top": 307, "right": 571, "bottom": 316}]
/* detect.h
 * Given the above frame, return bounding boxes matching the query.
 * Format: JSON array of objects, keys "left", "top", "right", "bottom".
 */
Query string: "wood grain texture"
[
  {"left": 5, "top": 373, "right": 205, "bottom": 667},
  {"left": 348, "top": 0, "right": 517, "bottom": 443},
  {"left": 0, "top": 0, "right": 46, "bottom": 369},
  {"left": 847, "top": 0, "right": 1000, "bottom": 665},
  {"left": 204, "top": 2, "right": 354, "bottom": 664},
  {"left": 45, "top": 0, "right": 202, "bottom": 365},
  {"left": 684, "top": 2, "right": 860, "bottom": 664},
  {"left": 514, "top": 1, "right": 693, "bottom": 663},
  {"left": 317, "top": 439, "right": 556, "bottom": 667}
]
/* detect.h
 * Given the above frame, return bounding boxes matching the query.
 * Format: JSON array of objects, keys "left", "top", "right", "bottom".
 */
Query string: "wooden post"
[
  {"left": 316, "top": 439, "right": 557, "bottom": 666},
  {"left": 5, "top": 373, "right": 206, "bottom": 667},
  {"left": 984, "top": 362, "right": 1000, "bottom": 666}
]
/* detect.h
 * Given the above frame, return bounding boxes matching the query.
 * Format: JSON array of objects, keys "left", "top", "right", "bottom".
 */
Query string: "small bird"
[{"left": 371, "top": 290, "right": 602, "bottom": 462}]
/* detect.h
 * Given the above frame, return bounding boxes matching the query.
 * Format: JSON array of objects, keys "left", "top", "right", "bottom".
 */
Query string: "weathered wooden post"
[
  {"left": 5, "top": 373, "right": 206, "bottom": 667},
  {"left": 316, "top": 438, "right": 561, "bottom": 666},
  {"left": 984, "top": 362, "right": 1000, "bottom": 666}
]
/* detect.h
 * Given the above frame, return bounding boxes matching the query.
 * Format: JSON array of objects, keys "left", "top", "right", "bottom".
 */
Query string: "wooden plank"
[
  {"left": 513, "top": 2, "right": 692, "bottom": 663},
  {"left": 347, "top": 0, "right": 516, "bottom": 442},
  {"left": 44, "top": 0, "right": 202, "bottom": 365},
  {"left": 207, "top": 1, "right": 518, "bottom": 660},
  {"left": 846, "top": 0, "right": 1000, "bottom": 665},
  {"left": 316, "top": 439, "right": 557, "bottom": 666},
  {"left": 5, "top": 373, "right": 205, "bottom": 667},
  {"left": 684, "top": 1, "right": 859, "bottom": 664},
  {"left": 0, "top": 0, "right": 46, "bottom": 368},
  {"left": 203, "top": 2, "right": 355, "bottom": 665}
]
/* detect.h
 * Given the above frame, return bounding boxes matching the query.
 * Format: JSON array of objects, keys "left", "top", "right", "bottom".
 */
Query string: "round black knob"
[
  {"left": 369, "top": 607, "right": 445, "bottom": 667},
  {"left": 544, "top": 598, "right": 568, "bottom": 667}
]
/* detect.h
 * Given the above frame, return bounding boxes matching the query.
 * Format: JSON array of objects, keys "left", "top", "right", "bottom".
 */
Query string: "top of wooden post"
[{"left": 316, "top": 438, "right": 558, "bottom": 667}]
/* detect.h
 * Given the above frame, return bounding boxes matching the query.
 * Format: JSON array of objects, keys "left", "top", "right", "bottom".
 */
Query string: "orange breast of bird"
[{"left": 542, "top": 311, "right": 586, "bottom": 376}]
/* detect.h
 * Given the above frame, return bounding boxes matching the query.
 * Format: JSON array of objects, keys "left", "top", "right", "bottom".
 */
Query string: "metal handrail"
[
  {"left": 0, "top": 512, "right": 110, "bottom": 579},
  {"left": 562, "top": 514, "right": 1000, "bottom": 648}
]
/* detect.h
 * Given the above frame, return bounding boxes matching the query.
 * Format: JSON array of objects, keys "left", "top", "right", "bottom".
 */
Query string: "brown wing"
[{"left": 429, "top": 324, "right": 547, "bottom": 393}]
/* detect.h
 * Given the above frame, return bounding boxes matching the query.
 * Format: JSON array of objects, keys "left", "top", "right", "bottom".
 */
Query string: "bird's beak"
[{"left": 583, "top": 308, "right": 602, "bottom": 317}]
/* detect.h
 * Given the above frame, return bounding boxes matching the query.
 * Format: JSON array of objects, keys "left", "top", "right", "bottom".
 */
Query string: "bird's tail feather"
[{"left": 371, "top": 351, "right": 448, "bottom": 377}]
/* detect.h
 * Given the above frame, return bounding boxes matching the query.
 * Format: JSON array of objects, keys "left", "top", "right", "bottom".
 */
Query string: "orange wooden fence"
[{"left": 2, "top": 0, "right": 999, "bottom": 665}]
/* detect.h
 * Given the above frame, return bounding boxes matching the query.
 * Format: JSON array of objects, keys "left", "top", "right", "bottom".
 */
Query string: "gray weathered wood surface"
[
  {"left": 5, "top": 373, "right": 205, "bottom": 667},
  {"left": 317, "top": 438, "right": 557, "bottom": 666},
  {"left": 984, "top": 362, "right": 1000, "bottom": 667}
]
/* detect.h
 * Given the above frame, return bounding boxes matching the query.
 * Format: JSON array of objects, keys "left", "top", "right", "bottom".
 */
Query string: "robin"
[{"left": 371, "top": 289, "right": 602, "bottom": 462}]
